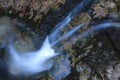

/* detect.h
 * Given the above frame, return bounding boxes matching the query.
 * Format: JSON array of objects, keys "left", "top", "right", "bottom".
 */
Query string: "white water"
[
  {"left": 51, "top": 24, "right": 84, "bottom": 46},
  {"left": 8, "top": 37, "right": 58, "bottom": 75},
  {"left": 49, "top": 0, "right": 92, "bottom": 45},
  {"left": 8, "top": 21, "right": 120, "bottom": 75},
  {"left": 7, "top": 0, "right": 120, "bottom": 77},
  {"left": 8, "top": 0, "right": 92, "bottom": 75},
  {"left": 8, "top": 24, "right": 84, "bottom": 75},
  {"left": 77, "top": 22, "right": 120, "bottom": 39}
]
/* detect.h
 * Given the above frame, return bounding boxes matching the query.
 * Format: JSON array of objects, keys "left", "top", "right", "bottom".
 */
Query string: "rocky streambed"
[{"left": 0, "top": 0, "right": 120, "bottom": 80}]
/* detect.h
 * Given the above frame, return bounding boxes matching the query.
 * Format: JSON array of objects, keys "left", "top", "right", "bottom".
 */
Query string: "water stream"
[{"left": 0, "top": 0, "right": 120, "bottom": 80}]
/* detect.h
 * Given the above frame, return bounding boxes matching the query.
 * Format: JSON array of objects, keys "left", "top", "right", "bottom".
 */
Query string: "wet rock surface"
[
  {"left": 0, "top": 0, "right": 120, "bottom": 80},
  {"left": 61, "top": 0, "right": 120, "bottom": 80},
  {"left": 65, "top": 31, "right": 120, "bottom": 80}
]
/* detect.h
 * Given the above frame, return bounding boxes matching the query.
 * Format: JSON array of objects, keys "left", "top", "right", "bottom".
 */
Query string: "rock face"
[
  {"left": 62, "top": 0, "right": 120, "bottom": 80},
  {"left": 0, "top": 0, "right": 120, "bottom": 80},
  {"left": 0, "top": 0, "right": 66, "bottom": 27},
  {"left": 64, "top": 31, "right": 120, "bottom": 80}
]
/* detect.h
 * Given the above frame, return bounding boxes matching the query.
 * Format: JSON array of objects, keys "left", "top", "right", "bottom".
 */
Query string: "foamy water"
[
  {"left": 4, "top": 0, "right": 120, "bottom": 77},
  {"left": 7, "top": 0, "right": 92, "bottom": 75}
]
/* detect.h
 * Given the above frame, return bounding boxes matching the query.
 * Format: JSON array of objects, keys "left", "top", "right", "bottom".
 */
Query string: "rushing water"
[
  {"left": 0, "top": 0, "right": 120, "bottom": 79},
  {"left": 49, "top": 0, "right": 93, "bottom": 46},
  {"left": 7, "top": 0, "right": 93, "bottom": 76}
]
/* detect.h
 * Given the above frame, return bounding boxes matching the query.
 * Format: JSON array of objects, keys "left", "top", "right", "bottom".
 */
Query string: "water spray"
[
  {"left": 4, "top": 0, "right": 120, "bottom": 77},
  {"left": 7, "top": 0, "right": 94, "bottom": 76}
]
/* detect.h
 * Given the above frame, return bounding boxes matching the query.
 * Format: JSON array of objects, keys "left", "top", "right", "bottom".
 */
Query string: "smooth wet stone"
[{"left": 50, "top": 54, "right": 71, "bottom": 80}]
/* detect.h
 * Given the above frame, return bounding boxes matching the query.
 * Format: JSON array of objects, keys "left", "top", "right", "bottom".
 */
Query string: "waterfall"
[{"left": 6, "top": 0, "right": 120, "bottom": 77}]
